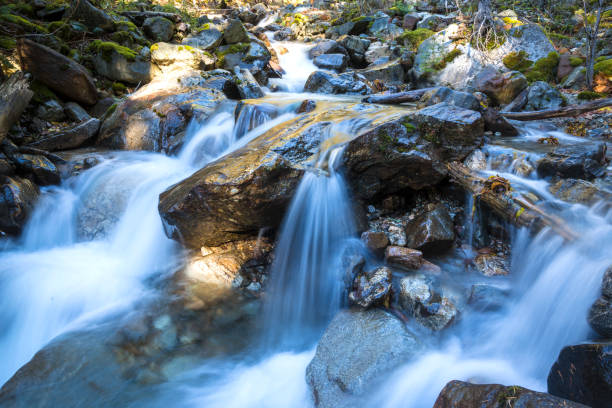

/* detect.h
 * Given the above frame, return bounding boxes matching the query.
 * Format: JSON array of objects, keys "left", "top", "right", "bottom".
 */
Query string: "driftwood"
[
  {"left": 0, "top": 72, "right": 33, "bottom": 144},
  {"left": 499, "top": 98, "right": 612, "bottom": 121},
  {"left": 447, "top": 161, "right": 578, "bottom": 241},
  {"left": 361, "top": 88, "right": 437, "bottom": 104}
]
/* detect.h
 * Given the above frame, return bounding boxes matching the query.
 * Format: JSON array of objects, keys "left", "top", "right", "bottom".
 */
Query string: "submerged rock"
[
  {"left": 306, "top": 309, "right": 421, "bottom": 408},
  {"left": 398, "top": 274, "right": 457, "bottom": 330},
  {"left": 434, "top": 380, "right": 589, "bottom": 408},
  {"left": 549, "top": 179, "right": 610, "bottom": 205},
  {"left": 547, "top": 342, "right": 612, "bottom": 408},
  {"left": 0, "top": 175, "right": 39, "bottom": 235}
]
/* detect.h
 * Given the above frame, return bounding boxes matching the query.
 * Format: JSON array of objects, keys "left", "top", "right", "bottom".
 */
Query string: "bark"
[
  {"left": 499, "top": 98, "right": 612, "bottom": 121},
  {"left": 0, "top": 72, "right": 33, "bottom": 144},
  {"left": 361, "top": 88, "right": 438, "bottom": 104},
  {"left": 583, "top": 0, "right": 604, "bottom": 90},
  {"left": 447, "top": 162, "right": 577, "bottom": 241}
]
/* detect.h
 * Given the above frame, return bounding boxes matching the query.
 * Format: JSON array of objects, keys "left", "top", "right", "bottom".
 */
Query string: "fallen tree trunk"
[
  {"left": 447, "top": 162, "right": 578, "bottom": 241},
  {"left": 361, "top": 88, "right": 437, "bottom": 104},
  {"left": 499, "top": 98, "right": 612, "bottom": 121},
  {"left": 0, "top": 72, "right": 33, "bottom": 144}
]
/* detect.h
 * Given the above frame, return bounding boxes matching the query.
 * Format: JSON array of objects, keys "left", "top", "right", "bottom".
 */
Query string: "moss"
[
  {"left": 523, "top": 51, "right": 559, "bottom": 82},
  {"left": 569, "top": 57, "right": 584, "bottom": 67},
  {"left": 432, "top": 48, "right": 462, "bottom": 70},
  {"left": 502, "top": 16, "right": 522, "bottom": 26},
  {"left": 104, "top": 103, "right": 118, "bottom": 118},
  {"left": 215, "top": 42, "right": 250, "bottom": 58},
  {"left": 389, "top": 0, "right": 413, "bottom": 16},
  {"left": 0, "top": 13, "right": 48, "bottom": 33},
  {"left": 503, "top": 50, "right": 533, "bottom": 71},
  {"left": 0, "top": 35, "right": 16, "bottom": 50},
  {"left": 112, "top": 82, "right": 127, "bottom": 94},
  {"left": 399, "top": 28, "right": 435, "bottom": 51},
  {"left": 293, "top": 13, "right": 308, "bottom": 25},
  {"left": 402, "top": 120, "right": 416, "bottom": 133},
  {"left": 594, "top": 59, "right": 612, "bottom": 77},
  {"left": 30, "top": 80, "right": 58, "bottom": 103},
  {"left": 577, "top": 91, "right": 604, "bottom": 100},
  {"left": 196, "top": 23, "right": 211, "bottom": 32},
  {"left": 110, "top": 30, "right": 134, "bottom": 46},
  {"left": 115, "top": 20, "right": 139, "bottom": 32},
  {"left": 89, "top": 40, "right": 138, "bottom": 62}
]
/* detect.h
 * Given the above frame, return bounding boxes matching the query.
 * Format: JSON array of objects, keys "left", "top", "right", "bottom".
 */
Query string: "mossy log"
[
  {"left": 499, "top": 98, "right": 612, "bottom": 121},
  {"left": 0, "top": 72, "right": 33, "bottom": 144},
  {"left": 447, "top": 161, "right": 577, "bottom": 241},
  {"left": 362, "top": 88, "right": 438, "bottom": 104}
]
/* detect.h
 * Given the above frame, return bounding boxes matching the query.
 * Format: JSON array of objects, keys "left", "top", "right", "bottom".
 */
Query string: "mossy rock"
[
  {"left": 523, "top": 51, "right": 559, "bottom": 83},
  {"left": 432, "top": 48, "right": 462, "bottom": 71},
  {"left": 30, "top": 80, "right": 59, "bottom": 103},
  {"left": 0, "top": 35, "right": 16, "bottom": 50},
  {"left": 577, "top": 91, "right": 605, "bottom": 100},
  {"left": 399, "top": 28, "right": 434, "bottom": 51},
  {"left": 569, "top": 57, "right": 584, "bottom": 67},
  {"left": 112, "top": 81, "right": 127, "bottom": 94},
  {"left": 88, "top": 40, "right": 138, "bottom": 63},
  {"left": 0, "top": 13, "right": 48, "bottom": 33},
  {"left": 594, "top": 58, "right": 612, "bottom": 77},
  {"left": 502, "top": 50, "right": 533, "bottom": 71}
]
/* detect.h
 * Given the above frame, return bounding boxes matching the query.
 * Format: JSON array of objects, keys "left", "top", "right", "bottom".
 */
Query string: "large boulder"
[
  {"left": 537, "top": 143, "right": 608, "bottom": 180},
  {"left": 0, "top": 175, "right": 39, "bottom": 235},
  {"left": 143, "top": 16, "right": 175, "bottom": 42},
  {"left": 435, "top": 380, "right": 589, "bottom": 408},
  {"left": 313, "top": 54, "right": 348, "bottom": 71},
  {"left": 17, "top": 39, "right": 98, "bottom": 105},
  {"left": 308, "top": 40, "right": 348, "bottom": 59},
  {"left": 11, "top": 154, "right": 61, "bottom": 185},
  {"left": 29, "top": 118, "right": 100, "bottom": 151},
  {"left": 473, "top": 70, "right": 528, "bottom": 106},
  {"left": 182, "top": 28, "right": 223, "bottom": 51},
  {"left": 303, "top": 71, "right": 371, "bottom": 94},
  {"left": 524, "top": 81, "right": 564, "bottom": 111},
  {"left": 90, "top": 41, "right": 157, "bottom": 84},
  {"left": 547, "top": 343, "right": 612, "bottom": 408},
  {"left": 418, "top": 87, "right": 480, "bottom": 111},
  {"left": 588, "top": 266, "right": 612, "bottom": 338},
  {"left": 358, "top": 59, "right": 406, "bottom": 85},
  {"left": 223, "top": 19, "right": 249, "bottom": 44},
  {"left": 69, "top": 0, "right": 113, "bottom": 32},
  {"left": 338, "top": 35, "right": 370, "bottom": 67},
  {"left": 306, "top": 309, "right": 421, "bottom": 408},
  {"left": 151, "top": 42, "right": 215, "bottom": 73}
]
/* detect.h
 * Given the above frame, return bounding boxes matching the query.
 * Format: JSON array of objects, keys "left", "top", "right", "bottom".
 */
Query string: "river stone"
[
  {"left": 182, "top": 28, "right": 223, "bottom": 51},
  {"left": 36, "top": 99, "right": 65, "bottom": 122},
  {"left": 549, "top": 179, "right": 609, "bottom": 204},
  {"left": 306, "top": 309, "right": 421, "bottom": 408},
  {"left": 547, "top": 342, "right": 612, "bottom": 408},
  {"left": 69, "top": 0, "right": 114, "bottom": 31},
  {"left": 537, "top": 143, "right": 608, "bottom": 180},
  {"left": 64, "top": 102, "right": 91, "bottom": 123},
  {"left": 403, "top": 14, "right": 419, "bottom": 30},
  {"left": 338, "top": 35, "right": 370, "bottom": 67},
  {"left": 29, "top": 118, "right": 100, "bottom": 152},
  {"left": 17, "top": 38, "right": 98, "bottom": 105},
  {"left": 151, "top": 42, "right": 214, "bottom": 72},
  {"left": 361, "top": 231, "right": 389, "bottom": 255},
  {"left": 92, "top": 48, "right": 156, "bottom": 85},
  {"left": 0, "top": 175, "right": 39, "bottom": 235},
  {"left": 348, "top": 266, "right": 392, "bottom": 308},
  {"left": 434, "top": 380, "right": 589, "bottom": 408},
  {"left": 11, "top": 153, "right": 61, "bottom": 185},
  {"left": 418, "top": 87, "right": 480, "bottom": 111},
  {"left": 143, "top": 17, "right": 175, "bottom": 42},
  {"left": 223, "top": 19, "right": 249, "bottom": 44},
  {"left": 308, "top": 40, "right": 348, "bottom": 59},
  {"left": 398, "top": 274, "right": 458, "bottom": 330},
  {"left": 365, "top": 42, "right": 393, "bottom": 65},
  {"left": 368, "top": 17, "right": 403, "bottom": 40},
  {"left": 303, "top": 71, "right": 371, "bottom": 94},
  {"left": 385, "top": 246, "right": 423, "bottom": 269},
  {"left": 588, "top": 266, "right": 612, "bottom": 338},
  {"left": 561, "top": 67, "right": 586, "bottom": 90},
  {"left": 525, "top": 81, "right": 564, "bottom": 111},
  {"left": 474, "top": 253, "right": 509, "bottom": 276},
  {"left": 234, "top": 68, "right": 264, "bottom": 99},
  {"left": 473, "top": 70, "right": 528, "bottom": 106},
  {"left": 468, "top": 283, "right": 509, "bottom": 311},
  {"left": 313, "top": 54, "right": 348, "bottom": 71},
  {"left": 405, "top": 204, "right": 454, "bottom": 253},
  {"left": 358, "top": 59, "right": 406, "bottom": 85}
]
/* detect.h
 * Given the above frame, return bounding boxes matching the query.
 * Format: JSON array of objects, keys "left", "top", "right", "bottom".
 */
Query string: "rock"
[
  {"left": 474, "top": 253, "right": 509, "bottom": 276},
  {"left": 0, "top": 153, "right": 14, "bottom": 176},
  {"left": 547, "top": 343, "right": 612, "bottom": 408},
  {"left": 435, "top": 380, "right": 589, "bottom": 408},
  {"left": 468, "top": 283, "right": 509, "bottom": 311},
  {"left": 398, "top": 274, "right": 457, "bottom": 330},
  {"left": 143, "top": 17, "right": 175, "bottom": 42},
  {"left": 588, "top": 266, "right": 612, "bottom": 338},
  {"left": 403, "top": 14, "right": 419, "bottom": 30},
  {"left": 418, "top": 87, "right": 480, "bottom": 111},
  {"left": 182, "top": 28, "right": 223, "bottom": 51},
  {"left": 325, "top": 19, "right": 369, "bottom": 40},
  {"left": 360, "top": 231, "right": 389, "bottom": 255},
  {"left": 0, "top": 175, "right": 39, "bottom": 235},
  {"left": 561, "top": 67, "right": 586, "bottom": 90},
  {"left": 64, "top": 102, "right": 91, "bottom": 123},
  {"left": 97, "top": 72, "right": 226, "bottom": 152},
  {"left": 348, "top": 266, "right": 392, "bottom": 308},
  {"left": 91, "top": 41, "right": 156, "bottom": 85},
  {"left": 368, "top": 17, "right": 403, "bottom": 40},
  {"left": 338, "top": 35, "right": 370, "bottom": 67},
  {"left": 69, "top": 0, "right": 113, "bottom": 32},
  {"left": 36, "top": 99, "right": 65, "bottom": 122},
  {"left": 297, "top": 99, "right": 316, "bottom": 113},
  {"left": 537, "top": 143, "right": 608, "bottom": 180},
  {"left": 11, "top": 153, "right": 61, "bottom": 185},
  {"left": 557, "top": 54, "right": 573, "bottom": 81},
  {"left": 525, "top": 81, "right": 564, "bottom": 111},
  {"left": 417, "top": 14, "right": 453, "bottom": 31},
  {"left": 17, "top": 39, "right": 98, "bottom": 105},
  {"left": 234, "top": 68, "right": 264, "bottom": 99},
  {"left": 151, "top": 43, "right": 214, "bottom": 72},
  {"left": 273, "top": 27, "right": 293, "bottom": 41},
  {"left": 364, "top": 42, "right": 392, "bottom": 65},
  {"left": 385, "top": 246, "right": 423, "bottom": 269},
  {"left": 313, "top": 54, "right": 348, "bottom": 71},
  {"left": 404, "top": 203, "right": 454, "bottom": 253},
  {"left": 473, "top": 70, "right": 528, "bottom": 106},
  {"left": 29, "top": 118, "right": 100, "bottom": 151},
  {"left": 358, "top": 59, "right": 406, "bottom": 86},
  {"left": 306, "top": 309, "right": 421, "bottom": 408},
  {"left": 549, "top": 179, "right": 609, "bottom": 204},
  {"left": 303, "top": 71, "right": 370, "bottom": 94},
  {"left": 308, "top": 40, "right": 348, "bottom": 59},
  {"left": 223, "top": 19, "right": 249, "bottom": 44}
]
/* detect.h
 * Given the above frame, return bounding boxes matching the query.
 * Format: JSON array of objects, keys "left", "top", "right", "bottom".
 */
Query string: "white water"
[{"left": 267, "top": 40, "right": 317, "bottom": 92}]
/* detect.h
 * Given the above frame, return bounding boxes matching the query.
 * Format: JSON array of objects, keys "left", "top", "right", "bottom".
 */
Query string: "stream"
[{"left": 0, "top": 36, "right": 610, "bottom": 408}]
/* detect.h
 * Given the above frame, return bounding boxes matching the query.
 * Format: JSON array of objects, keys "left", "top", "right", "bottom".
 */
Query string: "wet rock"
[
  {"left": 385, "top": 246, "right": 423, "bottom": 269},
  {"left": 70, "top": 0, "right": 114, "bottom": 32},
  {"left": 29, "top": 118, "right": 100, "bottom": 152},
  {"left": 92, "top": 43, "right": 156, "bottom": 85},
  {"left": 349, "top": 266, "right": 392, "bottom": 308},
  {"left": 418, "top": 87, "right": 480, "bottom": 111},
  {"left": 234, "top": 68, "right": 264, "bottom": 99},
  {"left": 313, "top": 54, "right": 348, "bottom": 71},
  {"left": 549, "top": 179, "right": 609, "bottom": 204},
  {"left": 325, "top": 19, "right": 369, "bottom": 40},
  {"left": 303, "top": 71, "right": 370, "bottom": 95},
  {"left": 473, "top": 70, "right": 528, "bottom": 106},
  {"left": 358, "top": 59, "right": 406, "bottom": 86},
  {"left": 398, "top": 274, "right": 457, "bottom": 330},
  {"left": 338, "top": 35, "right": 370, "bottom": 67},
  {"left": 306, "top": 309, "right": 421, "bottom": 408},
  {"left": 36, "top": 99, "right": 65, "bottom": 122},
  {"left": 0, "top": 153, "right": 15, "bottom": 176},
  {"left": 588, "top": 266, "right": 612, "bottom": 338},
  {"left": 405, "top": 203, "right": 454, "bottom": 253},
  {"left": 64, "top": 102, "right": 91, "bottom": 123},
  {"left": 468, "top": 283, "right": 509, "bottom": 311},
  {"left": 182, "top": 28, "right": 223, "bottom": 51},
  {"left": 434, "top": 380, "right": 589, "bottom": 408},
  {"left": 361, "top": 231, "right": 389, "bottom": 255},
  {"left": 151, "top": 42, "right": 214, "bottom": 72},
  {"left": 273, "top": 27, "right": 293, "bottom": 41},
  {"left": 308, "top": 40, "right": 348, "bottom": 59},
  {"left": 525, "top": 81, "right": 564, "bottom": 111},
  {"left": 0, "top": 175, "right": 39, "bottom": 235},
  {"left": 12, "top": 153, "right": 61, "bottom": 185},
  {"left": 465, "top": 149, "right": 487, "bottom": 170},
  {"left": 297, "top": 99, "right": 317, "bottom": 113},
  {"left": 474, "top": 253, "right": 509, "bottom": 276},
  {"left": 547, "top": 343, "right": 612, "bottom": 408},
  {"left": 368, "top": 17, "right": 403, "bottom": 40},
  {"left": 17, "top": 39, "right": 98, "bottom": 105},
  {"left": 223, "top": 19, "right": 249, "bottom": 44},
  {"left": 537, "top": 143, "right": 608, "bottom": 180},
  {"left": 364, "top": 42, "right": 393, "bottom": 65},
  {"left": 143, "top": 17, "right": 175, "bottom": 42}
]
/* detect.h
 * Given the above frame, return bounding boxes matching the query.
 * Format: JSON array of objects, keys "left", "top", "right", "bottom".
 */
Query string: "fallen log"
[
  {"left": 0, "top": 72, "right": 33, "bottom": 144},
  {"left": 447, "top": 161, "right": 578, "bottom": 241},
  {"left": 361, "top": 88, "right": 437, "bottom": 104},
  {"left": 499, "top": 98, "right": 612, "bottom": 121}
]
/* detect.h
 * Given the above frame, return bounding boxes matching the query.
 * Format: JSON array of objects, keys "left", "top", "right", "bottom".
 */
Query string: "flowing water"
[{"left": 1, "top": 37, "right": 610, "bottom": 408}]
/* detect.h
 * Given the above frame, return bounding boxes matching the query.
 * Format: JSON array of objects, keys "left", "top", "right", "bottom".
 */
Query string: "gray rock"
[
  {"left": 303, "top": 71, "right": 370, "bottom": 94},
  {"left": 143, "top": 17, "right": 175, "bottom": 42},
  {"left": 273, "top": 27, "right": 293, "bottom": 41},
  {"left": 348, "top": 266, "right": 392, "bottom": 308},
  {"left": 151, "top": 42, "right": 214, "bottom": 72},
  {"left": 69, "top": 0, "right": 113, "bottom": 32},
  {"left": 338, "top": 35, "right": 370, "bottom": 67},
  {"left": 358, "top": 59, "right": 406, "bottom": 85},
  {"left": 398, "top": 274, "right": 458, "bottom": 330},
  {"left": 36, "top": 99, "right": 65, "bottom": 122},
  {"left": 365, "top": 42, "right": 392, "bottom": 65},
  {"left": 306, "top": 309, "right": 421, "bottom": 408},
  {"left": 525, "top": 81, "right": 564, "bottom": 111},
  {"left": 182, "top": 28, "right": 223, "bottom": 51},
  {"left": 537, "top": 143, "right": 608, "bottom": 180},
  {"left": 308, "top": 40, "right": 348, "bottom": 59},
  {"left": 561, "top": 66, "right": 586, "bottom": 90},
  {"left": 313, "top": 53, "right": 348, "bottom": 71},
  {"left": 92, "top": 49, "right": 155, "bottom": 85},
  {"left": 234, "top": 67, "right": 264, "bottom": 99},
  {"left": 418, "top": 87, "right": 480, "bottom": 111},
  {"left": 223, "top": 19, "right": 249, "bottom": 44},
  {"left": 11, "top": 153, "right": 61, "bottom": 185},
  {"left": 64, "top": 102, "right": 91, "bottom": 123},
  {"left": 0, "top": 175, "right": 39, "bottom": 235},
  {"left": 29, "top": 118, "right": 100, "bottom": 151},
  {"left": 405, "top": 203, "right": 454, "bottom": 253},
  {"left": 588, "top": 266, "right": 612, "bottom": 337},
  {"left": 473, "top": 70, "right": 528, "bottom": 106},
  {"left": 368, "top": 17, "right": 403, "bottom": 40},
  {"left": 416, "top": 14, "right": 453, "bottom": 31},
  {"left": 468, "top": 283, "right": 509, "bottom": 311}
]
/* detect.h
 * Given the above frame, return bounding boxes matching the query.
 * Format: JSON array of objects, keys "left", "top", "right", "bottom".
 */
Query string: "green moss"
[
  {"left": 215, "top": 42, "right": 249, "bottom": 58},
  {"left": 389, "top": 0, "right": 413, "bottom": 16},
  {"left": 594, "top": 58, "right": 612, "bottom": 76},
  {"left": 432, "top": 48, "right": 462, "bottom": 70},
  {"left": 30, "top": 80, "right": 58, "bottom": 103},
  {"left": 399, "top": 28, "right": 434, "bottom": 51},
  {"left": 0, "top": 35, "right": 16, "bottom": 50},
  {"left": 112, "top": 82, "right": 127, "bottom": 94},
  {"left": 502, "top": 16, "right": 522, "bottom": 26},
  {"left": 522, "top": 51, "right": 559, "bottom": 83},
  {"left": 402, "top": 120, "right": 416, "bottom": 133},
  {"left": 502, "top": 50, "right": 533, "bottom": 71},
  {"left": 577, "top": 91, "right": 604, "bottom": 100},
  {"left": 88, "top": 40, "right": 138, "bottom": 62},
  {"left": 0, "top": 13, "right": 48, "bottom": 33},
  {"left": 114, "top": 20, "right": 138, "bottom": 32},
  {"left": 110, "top": 30, "right": 134, "bottom": 46},
  {"left": 196, "top": 23, "right": 211, "bottom": 32},
  {"left": 293, "top": 13, "right": 308, "bottom": 25},
  {"left": 569, "top": 57, "right": 584, "bottom": 67},
  {"left": 104, "top": 102, "right": 118, "bottom": 118}
]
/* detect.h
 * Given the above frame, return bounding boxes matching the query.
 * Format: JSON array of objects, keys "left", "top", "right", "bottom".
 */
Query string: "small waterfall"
[{"left": 267, "top": 41, "right": 317, "bottom": 92}]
